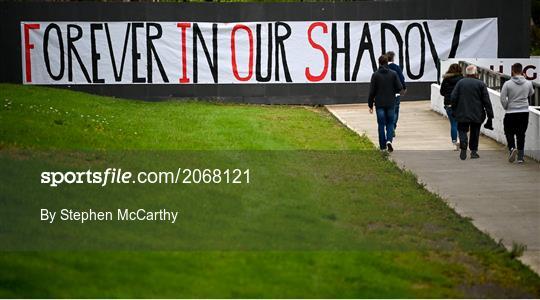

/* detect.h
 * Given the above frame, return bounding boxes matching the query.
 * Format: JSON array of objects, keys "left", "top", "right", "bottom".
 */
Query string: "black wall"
[{"left": 0, "top": 0, "right": 531, "bottom": 104}]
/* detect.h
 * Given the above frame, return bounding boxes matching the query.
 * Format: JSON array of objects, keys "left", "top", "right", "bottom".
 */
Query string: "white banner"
[{"left": 21, "top": 18, "right": 497, "bottom": 85}]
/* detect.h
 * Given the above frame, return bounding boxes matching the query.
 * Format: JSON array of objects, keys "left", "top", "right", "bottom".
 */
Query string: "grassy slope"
[
  {"left": 0, "top": 83, "right": 539, "bottom": 298},
  {"left": 0, "top": 84, "right": 369, "bottom": 150}
]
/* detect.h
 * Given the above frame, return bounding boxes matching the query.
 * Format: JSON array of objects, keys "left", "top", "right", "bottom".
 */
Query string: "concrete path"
[{"left": 326, "top": 101, "right": 540, "bottom": 274}]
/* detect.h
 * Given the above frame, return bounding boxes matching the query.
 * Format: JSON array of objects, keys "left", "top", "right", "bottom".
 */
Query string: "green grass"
[
  {"left": 0, "top": 84, "right": 369, "bottom": 150},
  {"left": 1, "top": 83, "right": 539, "bottom": 298}
]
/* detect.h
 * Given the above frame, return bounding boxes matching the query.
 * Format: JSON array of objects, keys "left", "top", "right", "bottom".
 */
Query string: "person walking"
[
  {"left": 500, "top": 63, "right": 533, "bottom": 163},
  {"left": 386, "top": 51, "right": 406, "bottom": 136},
  {"left": 451, "top": 64, "right": 494, "bottom": 160},
  {"left": 368, "top": 55, "right": 403, "bottom": 152},
  {"left": 440, "top": 63, "right": 463, "bottom": 150}
]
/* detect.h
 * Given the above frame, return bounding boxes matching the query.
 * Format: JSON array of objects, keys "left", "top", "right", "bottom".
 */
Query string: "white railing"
[
  {"left": 457, "top": 61, "right": 540, "bottom": 107},
  {"left": 439, "top": 59, "right": 540, "bottom": 106}
]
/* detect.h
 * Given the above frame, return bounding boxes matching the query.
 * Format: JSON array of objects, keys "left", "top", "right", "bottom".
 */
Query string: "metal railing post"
[{"left": 531, "top": 82, "right": 540, "bottom": 106}]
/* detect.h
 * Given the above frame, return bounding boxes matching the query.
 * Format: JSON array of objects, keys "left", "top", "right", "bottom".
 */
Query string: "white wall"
[{"left": 431, "top": 84, "right": 540, "bottom": 161}]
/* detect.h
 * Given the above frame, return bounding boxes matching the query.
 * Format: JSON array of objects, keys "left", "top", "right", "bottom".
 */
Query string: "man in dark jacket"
[
  {"left": 451, "top": 65, "right": 494, "bottom": 160},
  {"left": 386, "top": 51, "right": 406, "bottom": 134},
  {"left": 368, "top": 55, "right": 403, "bottom": 152}
]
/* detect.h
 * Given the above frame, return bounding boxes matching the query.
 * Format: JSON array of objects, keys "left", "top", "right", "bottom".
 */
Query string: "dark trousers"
[
  {"left": 504, "top": 112, "right": 529, "bottom": 151},
  {"left": 458, "top": 122, "right": 481, "bottom": 151}
]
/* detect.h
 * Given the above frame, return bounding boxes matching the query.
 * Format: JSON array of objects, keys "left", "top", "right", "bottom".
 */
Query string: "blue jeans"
[
  {"left": 444, "top": 106, "right": 458, "bottom": 142},
  {"left": 394, "top": 95, "right": 401, "bottom": 129},
  {"left": 375, "top": 106, "right": 396, "bottom": 149}
]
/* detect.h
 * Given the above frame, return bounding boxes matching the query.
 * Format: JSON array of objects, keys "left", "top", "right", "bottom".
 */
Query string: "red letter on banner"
[
  {"left": 24, "top": 23, "right": 40, "bottom": 83},
  {"left": 231, "top": 24, "right": 253, "bottom": 81},
  {"left": 305, "top": 22, "right": 329, "bottom": 82},
  {"left": 177, "top": 22, "right": 191, "bottom": 83}
]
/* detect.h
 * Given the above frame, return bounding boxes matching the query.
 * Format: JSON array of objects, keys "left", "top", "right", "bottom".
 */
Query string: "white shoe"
[{"left": 508, "top": 148, "right": 517, "bottom": 163}]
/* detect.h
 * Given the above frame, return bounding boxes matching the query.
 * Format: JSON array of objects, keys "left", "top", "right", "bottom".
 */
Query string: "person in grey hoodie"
[{"left": 500, "top": 63, "right": 534, "bottom": 163}]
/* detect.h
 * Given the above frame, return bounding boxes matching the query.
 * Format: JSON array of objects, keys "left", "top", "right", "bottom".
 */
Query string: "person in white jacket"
[{"left": 499, "top": 63, "right": 534, "bottom": 163}]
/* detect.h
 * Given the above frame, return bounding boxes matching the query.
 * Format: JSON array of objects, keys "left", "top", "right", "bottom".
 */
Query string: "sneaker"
[
  {"left": 386, "top": 142, "right": 394, "bottom": 153},
  {"left": 517, "top": 150, "right": 525, "bottom": 163},
  {"left": 508, "top": 148, "right": 517, "bottom": 163},
  {"left": 453, "top": 141, "right": 460, "bottom": 151},
  {"left": 470, "top": 151, "right": 480, "bottom": 159},
  {"left": 460, "top": 148, "right": 467, "bottom": 160}
]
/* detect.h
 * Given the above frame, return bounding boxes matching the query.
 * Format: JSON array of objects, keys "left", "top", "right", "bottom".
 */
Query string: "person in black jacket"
[
  {"left": 386, "top": 51, "right": 407, "bottom": 135},
  {"left": 368, "top": 55, "right": 403, "bottom": 152},
  {"left": 451, "top": 65, "right": 494, "bottom": 160},
  {"left": 440, "top": 63, "right": 463, "bottom": 150}
]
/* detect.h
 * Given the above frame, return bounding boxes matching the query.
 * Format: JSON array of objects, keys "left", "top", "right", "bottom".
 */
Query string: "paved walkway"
[{"left": 326, "top": 101, "right": 540, "bottom": 274}]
